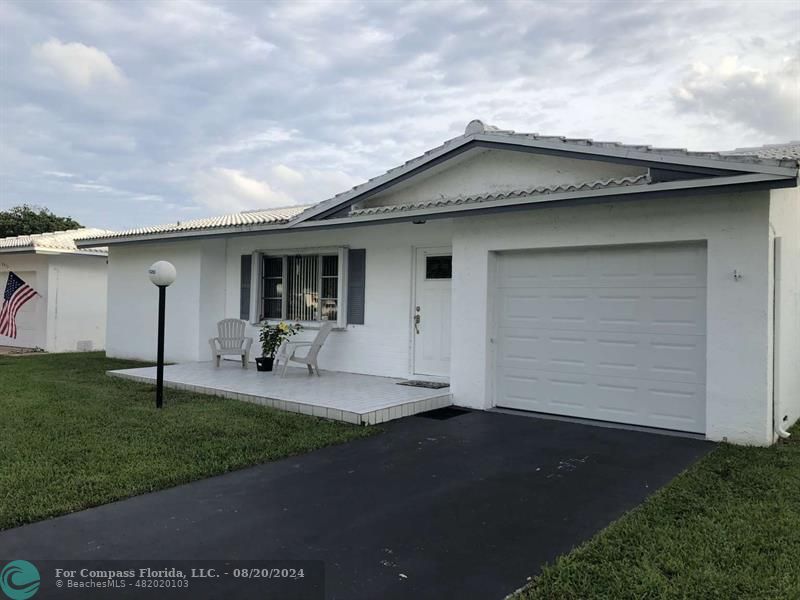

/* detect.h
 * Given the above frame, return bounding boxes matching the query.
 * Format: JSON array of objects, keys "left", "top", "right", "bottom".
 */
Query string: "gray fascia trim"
[
  {"left": 77, "top": 171, "right": 794, "bottom": 248},
  {"left": 75, "top": 222, "right": 291, "bottom": 248},
  {"left": 0, "top": 247, "right": 36, "bottom": 255},
  {"left": 289, "top": 135, "right": 476, "bottom": 224},
  {"left": 35, "top": 249, "right": 108, "bottom": 257},
  {"left": 288, "top": 172, "right": 792, "bottom": 230},
  {"left": 475, "top": 133, "right": 799, "bottom": 177},
  {"left": 0, "top": 247, "right": 107, "bottom": 256}
]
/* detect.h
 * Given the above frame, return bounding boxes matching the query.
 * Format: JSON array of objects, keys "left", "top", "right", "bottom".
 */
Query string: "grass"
[
  {"left": 517, "top": 424, "right": 800, "bottom": 599},
  {"left": 0, "top": 352, "right": 377, "bottom": 531}
]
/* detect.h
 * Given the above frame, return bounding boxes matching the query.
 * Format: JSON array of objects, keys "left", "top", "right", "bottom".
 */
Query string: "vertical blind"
[
  {"left": 287, "top": 255, "right": 319, "bottom": 321},
  {"left": 253, "top": 252, "right": 350, "bottom": 323}
]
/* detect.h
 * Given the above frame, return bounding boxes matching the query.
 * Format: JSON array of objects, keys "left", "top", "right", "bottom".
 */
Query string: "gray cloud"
[
  {"left": 0, "top": 0, "right": 798, "bottom": 229},
  {"left": 674, "top": 50, "right": 800, "bottom": 138}
]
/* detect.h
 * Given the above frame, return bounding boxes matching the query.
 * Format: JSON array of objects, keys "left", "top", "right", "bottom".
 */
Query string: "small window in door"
[{"left": 426, "top": 255, "right": 452, "bottom": 279}]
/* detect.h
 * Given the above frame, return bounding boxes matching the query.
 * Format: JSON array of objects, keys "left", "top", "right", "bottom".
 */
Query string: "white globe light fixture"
[
  {"left": 148, "top": 261, "right": 177, "bottom": 408},
  {"left": 148, "top": 261, "right": 177, "bottom": 287}
]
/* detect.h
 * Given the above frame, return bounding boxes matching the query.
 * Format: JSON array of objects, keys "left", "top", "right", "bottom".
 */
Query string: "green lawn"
[
  {"left": 0, "top": 352, "right": 376, "bottom": 531},
  {"left": 518, "top": 424, "right": 800, "bottom": 599}
]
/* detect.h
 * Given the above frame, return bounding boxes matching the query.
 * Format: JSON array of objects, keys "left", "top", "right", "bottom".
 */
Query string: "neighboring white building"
[
  {"left": 0, "top": 229, "right": 110, "bottom": 352},
  {"left": 78, "top": 122, "right": 800, "bottom": 446}
]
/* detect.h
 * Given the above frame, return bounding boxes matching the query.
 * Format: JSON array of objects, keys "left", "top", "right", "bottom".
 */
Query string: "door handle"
[{"left": 414, "top": 313, "right": 421, "bottom": 334}]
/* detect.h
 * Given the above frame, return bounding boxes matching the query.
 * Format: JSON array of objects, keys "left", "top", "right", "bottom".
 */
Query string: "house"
[
  {"left": 0, "top": 228, "right": 111, "bottom": 352},
  {"left": 76, "top": 122, "right": 800, "bottom": 446}
]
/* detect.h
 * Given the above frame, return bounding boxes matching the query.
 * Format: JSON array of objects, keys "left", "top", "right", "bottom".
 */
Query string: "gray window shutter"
[
  {"left": 347, "top": 249, "right": 366, "bottom": 325},
  {"left": 240, "top": 254, "right": 252, "bottom": 320}
]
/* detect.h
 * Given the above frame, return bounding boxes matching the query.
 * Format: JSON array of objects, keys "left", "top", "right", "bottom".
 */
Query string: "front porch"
[{"left": 108, "top": 361, "right": 452, "bottom": 425}]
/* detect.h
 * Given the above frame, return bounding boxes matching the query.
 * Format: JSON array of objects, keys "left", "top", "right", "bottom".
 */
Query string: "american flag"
[{"left": 0, "top": 272, "right": 39, "bottom": 339}]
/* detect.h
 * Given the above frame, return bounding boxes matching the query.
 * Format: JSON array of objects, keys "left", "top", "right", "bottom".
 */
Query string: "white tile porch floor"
[{"left": 108, "top": 361, "right": 452, "bottom": 425}]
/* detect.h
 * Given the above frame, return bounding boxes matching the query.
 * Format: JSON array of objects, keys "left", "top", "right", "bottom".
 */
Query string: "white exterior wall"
[
  {"left": 0, "top": 254, "right": 49, "bottom": 349},
  {"left": 450, "top": 191, "right": 774, "bottom": 446},
  {"left": 769, "top": 186, "right": 800, "bottom": 437},
  {"left": 1, "top": 253, "right": 107, "bottom": 352},
  {"left": 106, "top": 242, "right": 203, "bottom": 362},
  {"left": 361, "top": 149, "right": 645, "bottom": 209},
  {"left": 224, "top": 223, "right": 453, "bottom": 378},
  {"left": 46, "top": 255, "right": 108, "bottom": 352},
  {"left": 198, "top": 239, "right": 227, "bottom": 360},
  {"left": 105, "top": 223, "right": 453, "bottom": 375}
]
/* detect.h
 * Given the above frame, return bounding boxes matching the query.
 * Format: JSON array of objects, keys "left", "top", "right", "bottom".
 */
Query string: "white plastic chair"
[
  {"left": 275, "top": 321, "right": 335, "bottom": 376},
  {"left": 209, "top": 319, "right": 253, "bottom": 368}
]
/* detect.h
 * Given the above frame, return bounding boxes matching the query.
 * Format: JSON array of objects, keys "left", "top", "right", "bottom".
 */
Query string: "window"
[
  {"left": 262, "top": 257, "right": 283, "bottom": 319},
  {"left": 260, "top": 253, "right": 340, "bottom": 322},
  {"left": 425, "top": 255, "right": 452, "bottom": 279}
]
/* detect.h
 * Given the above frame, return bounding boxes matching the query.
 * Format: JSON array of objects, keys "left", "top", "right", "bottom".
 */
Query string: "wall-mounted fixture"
[{"left": 733, "top": 269, "right": 743, "bottom": 281}]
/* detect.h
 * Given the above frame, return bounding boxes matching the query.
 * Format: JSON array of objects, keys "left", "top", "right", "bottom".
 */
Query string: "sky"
[{"left": 0, "top": 0, "right": 798, "bottom": 231}]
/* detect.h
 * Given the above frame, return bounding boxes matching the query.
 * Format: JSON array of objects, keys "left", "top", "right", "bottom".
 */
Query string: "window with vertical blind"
[{"left": 259, "top": 253, "right": 341, "bottom": 322}]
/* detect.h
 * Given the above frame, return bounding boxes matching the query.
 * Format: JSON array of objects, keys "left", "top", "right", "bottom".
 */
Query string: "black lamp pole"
[{"left": 156, "top": 285, "right": 166, "bottom": 409}]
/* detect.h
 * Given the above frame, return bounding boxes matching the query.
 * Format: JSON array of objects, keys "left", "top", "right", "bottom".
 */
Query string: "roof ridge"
[{"left": 239, "top": 204, "right": 313, "bottom": 214}]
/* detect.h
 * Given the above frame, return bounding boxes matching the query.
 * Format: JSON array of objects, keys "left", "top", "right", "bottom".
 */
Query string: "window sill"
[{"left": 253, "top": 320, "right": 345, "bottom": 331}]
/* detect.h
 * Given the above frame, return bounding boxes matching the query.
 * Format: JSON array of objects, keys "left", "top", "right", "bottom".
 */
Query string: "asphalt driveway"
[{"left": 0, "top": 409, "right": 711, "bottom": 599}]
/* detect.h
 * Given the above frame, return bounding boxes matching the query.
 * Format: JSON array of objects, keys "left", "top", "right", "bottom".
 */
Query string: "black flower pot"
[{"left": 255, "top": 357, "right": 274, "bottom": 372}]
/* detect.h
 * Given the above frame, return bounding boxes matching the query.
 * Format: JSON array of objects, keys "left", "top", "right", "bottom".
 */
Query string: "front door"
[{"left": 413, "top": 248, "right": 452, "bottom": 377}]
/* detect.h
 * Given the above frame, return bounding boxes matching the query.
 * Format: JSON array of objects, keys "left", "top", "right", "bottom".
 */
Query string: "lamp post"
[{"left": 148, "top": 261, "right": 177, "bottom": 408}]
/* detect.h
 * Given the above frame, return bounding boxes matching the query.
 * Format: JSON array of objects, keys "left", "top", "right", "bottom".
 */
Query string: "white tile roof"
[
  {"left": 79, "top": 205, "right": 310, "bottom": 241},
  {"left": 350, "top": 174, "right": 651, "bottom": 216},
  {"left": 75, "top": 121, "right": 800, "bottom": 247},
  {"left": 294, "top": 120, "right": 799, "bottom": 223},
  {"left": 723, "top": 142, "right": 800, "bottom": 161},
  {"left": 0, "top": 228, "right": 111, "bottom": 255}
]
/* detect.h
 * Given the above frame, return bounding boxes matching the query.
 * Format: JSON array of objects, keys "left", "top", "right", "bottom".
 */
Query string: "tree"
[{"left": 0, "top": 205, "right": 82, "bottom": 238}]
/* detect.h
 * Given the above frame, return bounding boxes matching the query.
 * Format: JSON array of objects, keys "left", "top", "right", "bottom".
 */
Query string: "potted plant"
[{"left": 256, "top": 321, "right": 302, "bottom": 371}]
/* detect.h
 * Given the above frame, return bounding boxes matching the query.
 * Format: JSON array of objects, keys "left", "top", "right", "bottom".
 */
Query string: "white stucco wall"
[
  {"left": 224, "top": 222, "right": 454, "bottom": 377},
  {"left": 105, "top": 222, "right": 453, "bottom": 375},
  {"left": 769, "top": 186, "right": 800, "bottom": 437},
  {"left": 46, "top": 255, "right": 108, "bottom": 352},
  {"left": 198, "top": 239, "right": 227, "bottom": 360},
  {"left": 360, "top": 148, "right": 645, "bottom": 209},
  {"left": 450, "top": 191, "right": 774, "bottom": 446},
  {"left": 106, "top": 242, "right": 203, "bottom": 362},
  {"left": 0, "top": 254, "right": 49, "bottom": 349},
  {"left": 1, "top": 253, "right": 107, "bottom": 352}
]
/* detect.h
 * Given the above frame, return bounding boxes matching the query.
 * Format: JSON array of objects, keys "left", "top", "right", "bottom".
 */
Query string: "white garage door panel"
[
  {"left": 498, "top": 330, "right": 706, "bottom": 384},
  {"left": 498, "top": 369, "right": 705, "bottom": 432},
  {"left": 500, "top": 288, "right": 706, "bottom": 335},
  {"left": 495, "top": 245, "right": 707, "bottom": 433}
]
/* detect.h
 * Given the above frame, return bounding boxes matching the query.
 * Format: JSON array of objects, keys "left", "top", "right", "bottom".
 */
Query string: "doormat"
[
  {"left": 417, "top": 407, "right": 471, "bottom": 420},
  {"left": 396, "top": 380, "right": 450, "bottom": 389}
]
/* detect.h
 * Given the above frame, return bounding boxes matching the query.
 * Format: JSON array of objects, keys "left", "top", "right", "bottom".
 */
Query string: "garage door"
[{"left": 494, "top": 244, "right": 707, "bottom": 433}]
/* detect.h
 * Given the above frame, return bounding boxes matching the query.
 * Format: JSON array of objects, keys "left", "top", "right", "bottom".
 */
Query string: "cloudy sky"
[{"left": 1, "top": 0, "right": 798, "bottom": 230}]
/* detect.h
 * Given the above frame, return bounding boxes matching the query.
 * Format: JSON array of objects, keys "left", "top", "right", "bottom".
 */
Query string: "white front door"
[{"left": 413, "top": 248, "right": 452, "bottom": 377}]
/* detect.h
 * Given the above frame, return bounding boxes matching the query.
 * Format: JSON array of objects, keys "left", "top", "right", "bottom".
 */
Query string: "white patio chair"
[
  {"left": 209, "top": 319, "right": 253, "bottom": 368},
  {"left": 275, "top": 321, "right": 335, "bottom": 377}
]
